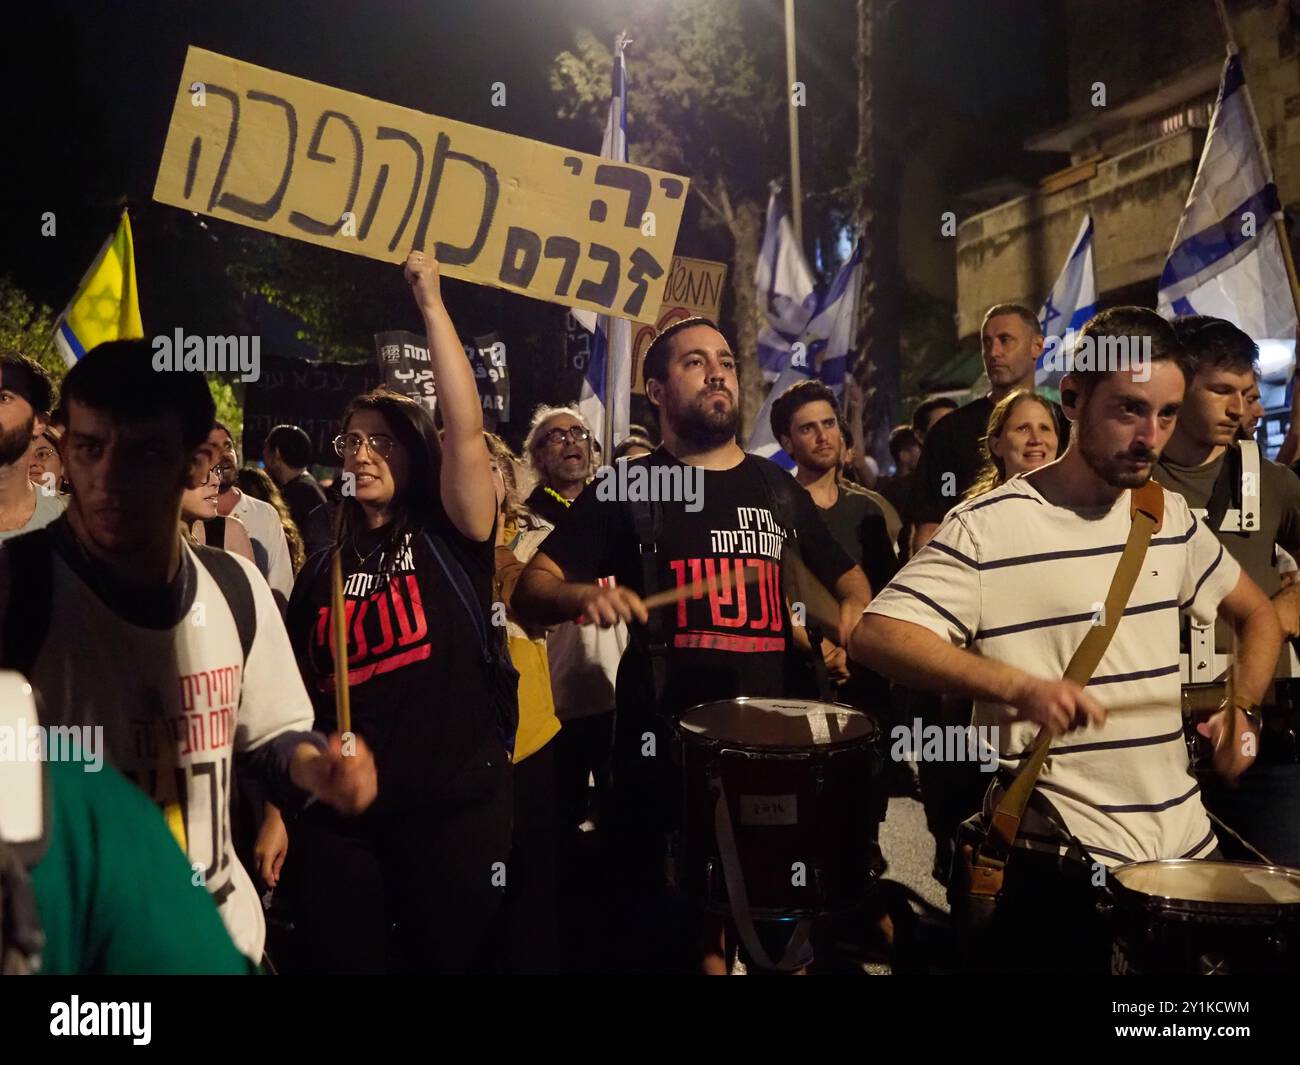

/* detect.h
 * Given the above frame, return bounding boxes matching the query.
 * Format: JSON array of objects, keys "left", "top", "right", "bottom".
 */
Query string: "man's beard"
[
  {"left": 801, "top": 446, "right": 839, "bottom": 474},
  {"left": 668, "top": 387, "right": 740, "bottom": 449},
  {"left": 0, "top": 415, "right": 34, "bottom": 467},
  {"left": 1078, "top": 412, "right": 1156, "bottom": 489}
]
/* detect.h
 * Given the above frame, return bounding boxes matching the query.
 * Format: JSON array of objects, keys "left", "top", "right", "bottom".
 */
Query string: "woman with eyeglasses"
[
  {"left": 280, "top": 251, "right": 510, "bottom": 975},
  {"left": 28, "top": 426, "right": 66, "bottom": 495},
  {"left": 180, "top": 452, "right": 256, "bottom": 565}
]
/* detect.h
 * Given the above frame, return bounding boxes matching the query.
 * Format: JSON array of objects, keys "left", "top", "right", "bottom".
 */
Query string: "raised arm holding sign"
[{"left": 403, "top": 251, "right": 496, "bottom": 543}]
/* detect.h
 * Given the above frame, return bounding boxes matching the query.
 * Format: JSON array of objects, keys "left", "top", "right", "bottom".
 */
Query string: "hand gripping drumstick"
[
  {"left": 575, "top": 566, "right": 761, "bottom": 624},
  {"left": 641, "top": 563, "right": 762, "bottom": 612}
]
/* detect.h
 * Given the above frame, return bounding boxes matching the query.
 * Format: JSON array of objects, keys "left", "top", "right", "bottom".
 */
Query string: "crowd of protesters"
[{"left": 4, "top": 250, "right": 1298, "bottom": 977}]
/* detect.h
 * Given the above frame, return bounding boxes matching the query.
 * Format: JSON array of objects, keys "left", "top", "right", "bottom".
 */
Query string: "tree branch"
[{"left": 692, "top": 179, "right": 726, "bottom": 224}]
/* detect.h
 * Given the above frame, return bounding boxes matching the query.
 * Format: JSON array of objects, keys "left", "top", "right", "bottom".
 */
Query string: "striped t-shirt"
[{"left": 865, "top": 475, "right": 1240, "bottom": 866}]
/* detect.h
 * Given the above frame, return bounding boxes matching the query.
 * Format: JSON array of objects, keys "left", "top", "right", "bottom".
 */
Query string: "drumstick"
[
  {"left": 330, "top": 548, "right": 352, "bottom": 736},
  {"left": 642, "top": 564, "right": 761, "bottom": 611}
]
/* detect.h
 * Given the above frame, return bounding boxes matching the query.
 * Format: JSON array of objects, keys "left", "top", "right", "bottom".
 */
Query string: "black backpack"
[{"left": 0, "top": 528, "right": 256, "bottom": 682}]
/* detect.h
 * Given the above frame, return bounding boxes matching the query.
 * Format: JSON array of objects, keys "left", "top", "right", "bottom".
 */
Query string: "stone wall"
[{"left": 955, "top": 0, "right": 1300, "bottom": 342}]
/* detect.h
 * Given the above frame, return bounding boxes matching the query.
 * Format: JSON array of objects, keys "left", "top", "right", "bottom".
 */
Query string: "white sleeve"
[
  {"left": 865, "top": 511, "right": 981, "bottom": 646},
  {"left": 242, "top": 496, "right": 294, "bottom": 601},
  {"left": 230, "top": 553, "right": 315, "bottom": 752},
  {"left": 264, "top": 522, "right": 294, "bottom": 601}
]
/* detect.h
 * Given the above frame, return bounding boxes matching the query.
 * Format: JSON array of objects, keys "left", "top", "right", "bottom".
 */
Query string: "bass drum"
[
  {"left": 678, "top": 698, "right": 881, "bottom": 921},
  {"left": 1107, "top": 859, "right": 1300, "bottom": 974}
]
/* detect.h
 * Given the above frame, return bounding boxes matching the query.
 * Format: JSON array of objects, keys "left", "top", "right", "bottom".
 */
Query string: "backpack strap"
[
  {"left": 420, "top": 531, "right": 518, "bottom": 752},
  {"left": 627, "top": 497, "right": 668, "bottom": 708},
  {"left": 192, "top": 545, "right": 256, "bottom": 666},
  {"left": 421, "top": 531, "right": 492, "bottom": 656},
  {"left": 0, "top": 529, "right": 54, "bottom": 679},
  {"left": 748, "top": 456, "right": 801, "bottom": 536},
  {"left": 746, "top": 459, "right": 835, "bottom": 696}
]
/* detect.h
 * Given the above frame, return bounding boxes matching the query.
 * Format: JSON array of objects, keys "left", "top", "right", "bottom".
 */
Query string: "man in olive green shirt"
[{"left": 1154, "top": 315, "right": 1300, "bottom": 868}]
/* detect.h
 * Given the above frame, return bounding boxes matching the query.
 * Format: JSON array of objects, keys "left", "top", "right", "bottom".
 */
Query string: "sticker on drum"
[{"left": 739, "top": 794, "right": 798, "bottom": 825}]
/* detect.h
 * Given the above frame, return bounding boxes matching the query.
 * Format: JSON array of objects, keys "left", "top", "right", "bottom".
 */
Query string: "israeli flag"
[
  {"left": 755, "top": 190, "right": 817, "bottom": 383},
  {"left": 575, "top": 35, "right": 632, "bottom": 454},
  {"left": 1037, "top": 214, "right": 1098, "bottom": 394},
  {"left": 747, "top": 239, "right": 864, "bottom": 469},
  {"left": 1157, "top": 54, "right": 1297, "bottom": 347}
]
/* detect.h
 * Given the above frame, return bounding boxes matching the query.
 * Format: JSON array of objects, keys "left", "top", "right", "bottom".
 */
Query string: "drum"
[
  {"left": 1107, "top": 859, "right": 1300, "bottom": 974},
  {"left": 677, "top": 698, "right": 880, "bottom": 920}
]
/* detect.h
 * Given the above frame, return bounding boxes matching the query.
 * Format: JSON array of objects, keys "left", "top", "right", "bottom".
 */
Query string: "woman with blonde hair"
[
  {"left": 964, "top": 388, "right": 1062, "bottom": 500},
  {"left": 235, "top": 465, "right": 306, "bottom": 574}
]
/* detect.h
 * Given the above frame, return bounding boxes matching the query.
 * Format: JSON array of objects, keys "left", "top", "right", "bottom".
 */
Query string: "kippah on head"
[{"left": 642, "top": 316, "right": 721, "bottom": 388}]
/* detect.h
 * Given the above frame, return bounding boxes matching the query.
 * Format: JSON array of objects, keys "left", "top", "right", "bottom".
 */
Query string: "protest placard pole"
[{"left": 330, "top": 505, "right": 352, "bottom": 737}]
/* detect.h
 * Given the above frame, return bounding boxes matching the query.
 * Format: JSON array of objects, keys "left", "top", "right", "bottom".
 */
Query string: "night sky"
[{"left": 3, "top": 0, "right": 1062, "bottom": 405}]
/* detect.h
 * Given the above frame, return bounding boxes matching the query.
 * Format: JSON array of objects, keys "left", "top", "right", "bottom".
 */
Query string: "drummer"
[
  {"left": 514, "top": 317, "right": 869, "bottom": 973},
  {"left": 1154, "top": 315, "right": 1300, "bottom": 868},
  {"left": 851, "top": 307, "right": 1282, "bottom": 973}
]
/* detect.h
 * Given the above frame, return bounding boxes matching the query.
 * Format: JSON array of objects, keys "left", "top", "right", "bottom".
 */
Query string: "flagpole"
[
  {"left": 784, "top": 0, "right": 804, "bottom": 251},
  {"left": 601, "top": 32, "right": 630, "bottom": 460},
  {"left": 54, "top": 209, "right": 125, "bottom": 325},
  {"left": 1212, "top": 0, "right": 1300, "bottom": 325}
]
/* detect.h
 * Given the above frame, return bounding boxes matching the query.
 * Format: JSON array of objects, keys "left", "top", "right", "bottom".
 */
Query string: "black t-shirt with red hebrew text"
[
  {"left": 287, "top": 520, "right": 505, "bottom": 813},
  {"left": 539, "top": 449, "right": 856, "bottom": 720}
]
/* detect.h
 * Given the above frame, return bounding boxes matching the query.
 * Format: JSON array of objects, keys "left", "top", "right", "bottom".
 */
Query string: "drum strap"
[
  {"left": 629, "top": 498, "right": 669, "bottom": 707},
  {"left": 974, "top": 481, "right": 1165, "bottom": 883},
  {"left": 710, "top": 774, "right": 813, "bottom": 972}
]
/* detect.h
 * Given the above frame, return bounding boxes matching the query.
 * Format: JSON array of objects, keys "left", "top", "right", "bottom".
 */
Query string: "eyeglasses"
[
  {"left": 334, "top": 432, "right": 398, "bottom": 460},
  {"left": 203, "top": 462, "right": 233, "bottom": 484},
  {"left": 542, "top": 426, "right": 591, "bottom": 447}
]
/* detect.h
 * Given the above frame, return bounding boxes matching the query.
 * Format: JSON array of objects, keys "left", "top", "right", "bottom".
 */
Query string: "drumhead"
[
  {"left": 678, "top": 698, "right": 876, "bottom": 747},
  {"left": 1112, "top": 860, "right": 1300, "bottom": 906}
]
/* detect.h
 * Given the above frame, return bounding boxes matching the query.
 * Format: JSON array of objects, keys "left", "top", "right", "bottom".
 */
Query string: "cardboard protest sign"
[
  {"left": 243, "top": 355, "right": 379, "bottom": 468},
  {"left": 630, "top": 256, "right": 727, "bottom": 394},
  {"left": 374, "top": 329, "right": 510, "bottom": 429},
  {"left": 154, "top": 47, "right": 690, "bottom": 323}
]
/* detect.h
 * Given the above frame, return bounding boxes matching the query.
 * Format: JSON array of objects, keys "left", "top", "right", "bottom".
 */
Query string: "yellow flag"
[{"left": 53, "top": 210, "right": 144, "bottom": 367}]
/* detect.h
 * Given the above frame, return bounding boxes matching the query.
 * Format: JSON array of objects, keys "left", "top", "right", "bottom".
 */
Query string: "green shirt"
[{"left": 30, "top": 759, "right": 254, "bottom": 975}]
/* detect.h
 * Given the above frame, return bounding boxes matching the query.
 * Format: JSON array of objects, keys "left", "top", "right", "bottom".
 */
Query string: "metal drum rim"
[
  {"left": 676, "top": 696, "right": 879, "bottom": 751},
  {"left": 1111, "top": 858, "right": 1300, "bottom": 916}
]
